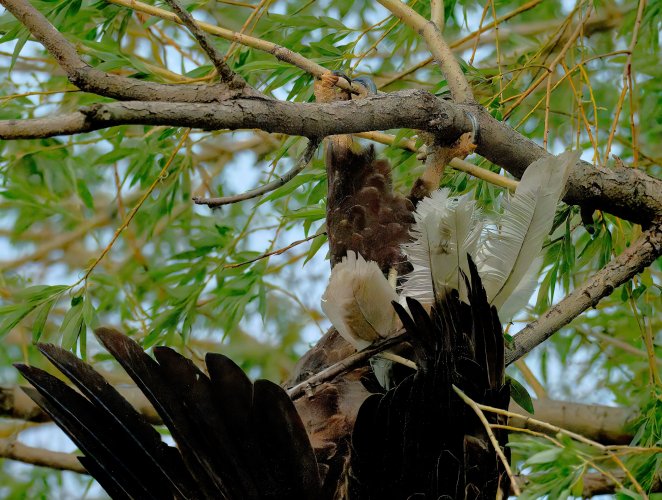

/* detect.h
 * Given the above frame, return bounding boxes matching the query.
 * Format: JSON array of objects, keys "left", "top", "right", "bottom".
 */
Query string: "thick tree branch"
[
  {"left": 511, "top": 399, "right": 636, "bottom": 445},
  {"left": 1, "top": 385, "right": 161, "bottom": 425},
  {"left": 0, "top": 90, "right": 472, "bottom": 140},
  {"left": 1, "top": 380, "right": 638, "bottom": 445},
  {"left": 506, "top": 225, "right": 662, "bottom": 365},
  {"left": 2, "top": 94, "right": 659, "bottom": 226},
  {"left": 0, "top": 437, "right": 86, "bottom": 473},
  {"left": 3, "top": 0, "right": 658, "bottom": 228},
  {"left": 0, "top": 0, "right": 261, "bottom": 102},
  {"left": 474, "top": 106, "right": 662, "bottom": 226},
  {"left": 0, "top": 436, "right": 649, "bottom": 498}
]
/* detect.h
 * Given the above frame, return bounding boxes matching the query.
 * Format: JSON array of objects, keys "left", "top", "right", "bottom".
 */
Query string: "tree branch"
[
  {"left": 161, "top": 0, "right": 245, "bottom": 87},
  {"left": 474, "top": 106, "right": 662, "bottom": 226},
  {"left": 511, "top": 398, "right": 636, "bottom": 445},
  {"left": 378, "top": 0, "right": 474, "bottom": 103},
  {"left": 1, "top": 385, "right": 161, "bottom": 425},
  {"left": 454, "top": 385, "right": 520, "bottom": 495},
  {"left": 2, "top": 94, "right": 659, "bottom": 226},
  {"left": 0, "top": 432, "right": 650, "bottom": 498},
  {"left": 0, "top": 436, "right": 649, "bottom": 498},
  {"left": 0, "top": 437, "right": 86, "bottom": 473},
  {"left": 506, "top": 224, "right": 662, "bottom": 365},
  {"left": 0, "top": 90, "right": 471, "bottom": 139},
  {"left": 0, "top": 382, "right": 639, "bottom": 446},
  {"left": 193, "top": 138, "right": 321, "bottom": 207},
  {"left": 0, "top": 0, "right": 261, "bottom": 102}
]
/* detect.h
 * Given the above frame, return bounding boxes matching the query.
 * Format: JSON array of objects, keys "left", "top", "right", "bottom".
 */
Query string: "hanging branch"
[
  {"left": 193, "top": 138, "right": 321, "bottom": 208},
  {"left": 453, "top": 385, "right": 521, "bottom": 496}
]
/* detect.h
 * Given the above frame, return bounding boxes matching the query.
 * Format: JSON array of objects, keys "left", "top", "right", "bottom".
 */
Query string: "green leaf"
[
  {"left": 77, "top": 178, "right": 95, "bottom": 210},
  {"left": 526, "top": 447, "right": 563, "bottom": 465},
  {"left": 60, "top": 297, "right": 85, "bottom": 350},
  {"left": 15, "top": 285, "right": 69, "bottom": 303},
  {"left": 32, "top": 299, "right": 55, "bottom": 343},
  {"left": 304, "top": 232, "right": 327, "bottom": 264},
  {"left": 508, "top": 376, "right": 535, "bottom": 414},
  {"left": 0, "top": 305, "right": 36, "bottom": 338},
  {"left": 82, "top": 294, "right": 98, "bottom": 330}
]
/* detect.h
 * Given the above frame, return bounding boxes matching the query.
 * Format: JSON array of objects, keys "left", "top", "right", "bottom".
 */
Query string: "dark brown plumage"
[{"left": 314, "top": 72, "right": 414, "bottom": 275}]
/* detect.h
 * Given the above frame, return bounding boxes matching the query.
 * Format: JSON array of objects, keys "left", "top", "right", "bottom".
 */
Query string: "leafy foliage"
[{"left": 0, "top": 0, "right": 660, "bottom": 497}]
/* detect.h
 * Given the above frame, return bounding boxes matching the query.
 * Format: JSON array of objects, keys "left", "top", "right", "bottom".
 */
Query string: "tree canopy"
[{"left": 0, "top": 0, "right": 660, "bottom": 497}]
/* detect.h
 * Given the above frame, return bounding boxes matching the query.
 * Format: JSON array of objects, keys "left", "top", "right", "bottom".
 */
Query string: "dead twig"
[
  {"left": 224, "top": 231, "right": 325, "bottom": 269},
  {"left": 0, "top": 437, "right": 86, "bottom": 473}
]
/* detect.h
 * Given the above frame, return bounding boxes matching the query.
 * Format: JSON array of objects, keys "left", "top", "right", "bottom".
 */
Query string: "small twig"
[
  {"left": 287, "top": 333, "right": 409, "bottom": 400},
  {"left": 453, "top": 385, "right": 520, "bottom": 496},
  {"left": 75, "top": 130, "right": 191, "bottom": 286},
  {"left": 193, "top": 137, "right": 320, "bottom": 208},
  {"left": 450, "top": 158, "right": 518, "bottom": 191},
  {"left": 162, "top": 0, "right": 244, "bottom": 87},
  {"left": 503, "top": 4, "right": 593, "bottom": 119},
  {"left": 223, "top": 231, "right": 325, "bottom": 269},
  {"left": 603, "top": 0, "right": 646, "bottom": 164},
  {"left": 0, "top": 437, "right": 86, "bottom": 473}
]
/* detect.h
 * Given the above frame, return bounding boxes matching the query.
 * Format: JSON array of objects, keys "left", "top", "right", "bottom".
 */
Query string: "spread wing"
[{"left": 16, "top": 328, "right": 321, "bottom": 500}]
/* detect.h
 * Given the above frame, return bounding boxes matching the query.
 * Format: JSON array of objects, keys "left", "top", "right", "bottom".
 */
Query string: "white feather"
[
  {"left": 476, "top": 150, "right": 579, "bottom": 310},
  {"left": 401, "top": 190, "right": 482, "bottom": 303},
  {"left": 321, "top": 252, "right": 400, "bottom": 350},
  {"left": 497, "top": 256, "right": 542, "bottom": 321}
]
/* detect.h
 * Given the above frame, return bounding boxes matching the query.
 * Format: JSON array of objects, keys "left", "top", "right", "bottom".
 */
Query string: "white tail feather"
[
  {"left": 321, "top": 252, "right": 399, "bottom": 350},
  {"left": 497, "top": 256, "right": 542, "bottom": 320},
  {"left": 401, "top": 190, "right": 482, "bottom": 303},
  {"left": 476, "top": 150, "right": 579, "bottom": 310}
]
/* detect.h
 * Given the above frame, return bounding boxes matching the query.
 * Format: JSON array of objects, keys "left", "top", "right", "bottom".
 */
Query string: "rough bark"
[{"left": 2, "top": 99, "right": 660, "bottom": 228}]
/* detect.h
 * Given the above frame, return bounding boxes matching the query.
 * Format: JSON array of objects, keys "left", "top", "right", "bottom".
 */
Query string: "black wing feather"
[
  {"left": 36, "top": 343, "right": 197, "bottom": 499},
  {"left": 17, "top": 327, "right": 322, "bottom": 500},
  {"left": 349, "top": 255, "right": 510, "bottom": 499}
]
